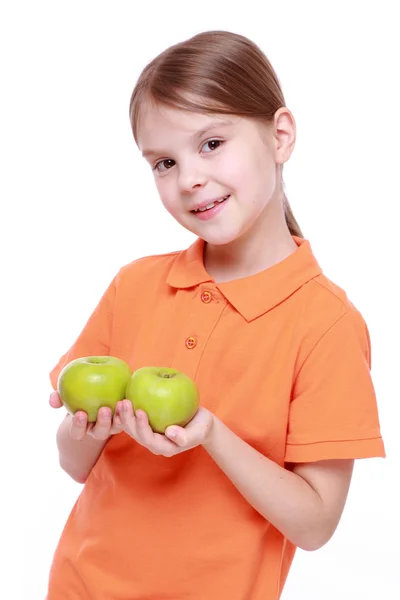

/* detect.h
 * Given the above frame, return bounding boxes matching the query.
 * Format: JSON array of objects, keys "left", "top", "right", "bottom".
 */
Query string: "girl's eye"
[
  {"left": 154, "top": 159, "right": 175, "bottom": 173},
  {"left": 202, "top": 139, "right": 222, "bottom": 153},
  {"left": 153, "top": 139, "right": 222, "bottom": 173}
]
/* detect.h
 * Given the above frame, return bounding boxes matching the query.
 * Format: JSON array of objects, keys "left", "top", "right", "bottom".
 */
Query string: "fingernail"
[{"left": 168, "top": 429, "right": 176, "bottom": 438}]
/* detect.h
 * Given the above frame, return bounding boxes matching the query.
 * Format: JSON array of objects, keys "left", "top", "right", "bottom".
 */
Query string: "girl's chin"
[
  {"left": 178, "top": 218, "right": 242, "bottom": 246},
  {"left": 198, "top": 231, "right": 242, "bottom": 246}
]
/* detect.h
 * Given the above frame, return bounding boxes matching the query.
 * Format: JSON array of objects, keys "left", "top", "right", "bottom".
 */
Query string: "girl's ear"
[{"left": 273, "top": 107, "right": 296, "bottom": 164}]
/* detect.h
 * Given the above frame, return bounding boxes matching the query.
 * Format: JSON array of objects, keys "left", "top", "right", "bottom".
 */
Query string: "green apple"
[
  {"left": 125, "top": 367, "right": 199, "bottom": 433},
  {"left": 57, "top": 356, "right": 132, "bottom": 422}
]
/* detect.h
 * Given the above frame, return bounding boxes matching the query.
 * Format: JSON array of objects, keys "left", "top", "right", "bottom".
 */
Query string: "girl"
[{"left": 48, "top": 30, "right": 385, "bottom": 600}]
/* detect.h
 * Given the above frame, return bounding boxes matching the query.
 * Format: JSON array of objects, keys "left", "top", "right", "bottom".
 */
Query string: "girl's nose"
[{"left": 178, "top": 163, "right": 208, "bottom": 192}]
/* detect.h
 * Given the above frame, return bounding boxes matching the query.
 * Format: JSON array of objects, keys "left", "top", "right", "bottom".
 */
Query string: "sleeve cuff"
[{"left": 285, "top": 436, "right": 386, "bottom": 463}]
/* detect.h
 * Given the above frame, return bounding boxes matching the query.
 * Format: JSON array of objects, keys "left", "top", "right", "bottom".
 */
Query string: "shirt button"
[
  {"left": 185, "top": 336, "right": 197, "bottom": 349},
  {"left": 201, "top": 290, "right": 212, "bottom": 304}
]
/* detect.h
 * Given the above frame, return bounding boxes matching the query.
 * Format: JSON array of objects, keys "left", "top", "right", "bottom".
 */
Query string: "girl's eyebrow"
[
  {"left": 191, "top": 118, "right": 233, "bottom": 142},
  {"left": 141, "top": 119, "right": 233, "bottom": 158}
]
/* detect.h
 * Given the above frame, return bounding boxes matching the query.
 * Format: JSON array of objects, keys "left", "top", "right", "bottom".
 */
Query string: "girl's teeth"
[
  {"left": 195, "top": 196, "right": 229, "bottom": 212},
  {"left": 199, "top": 203, "right": 215, "bottom": 212}
]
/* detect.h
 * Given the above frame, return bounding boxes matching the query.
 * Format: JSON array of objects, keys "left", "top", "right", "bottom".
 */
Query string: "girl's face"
[{"left": 137, "top": 102, "right": 293, "bottom": 246}]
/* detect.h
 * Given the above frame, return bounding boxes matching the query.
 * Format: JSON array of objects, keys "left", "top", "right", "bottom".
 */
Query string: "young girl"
[{"left": 48, "top": 30, "right": 385, "bottom": 600}]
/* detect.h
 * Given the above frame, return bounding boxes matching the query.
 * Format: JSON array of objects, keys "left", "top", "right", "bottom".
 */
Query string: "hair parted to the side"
[{"left": 129, "top": 30, "right": 303, "bottom": 238}]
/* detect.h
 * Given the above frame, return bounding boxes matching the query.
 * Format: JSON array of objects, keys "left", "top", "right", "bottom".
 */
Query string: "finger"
[
  {"left": 112, "top": 411, "right": 123, "bottom": 428},
  {"left": 109, "top": 402, "right": 124, "bottom": 434},
  {"left": 134, "top": 410, "right": 181, "bottom": 456},
  {"left": 134, "top": 409, "right": 157, "bottom": 447},
  {"left": 119, "top": 400, "right": 139, "bottom": 438},
  {"left": 119, "top": 403, "right": 156, "bottom": 447},
  {"left": 49, "top": 391, "right": 63, "bottom": 409},
  {"left": 165, "top": 426, "right": 187, "bottom": 446},
  {"left": 119, "top": 402, "right": 178, "bottom": 456},
  {"left": 69, "top": 411, "right": 88, "bottom": 440},
  {"left": 114, "top": 401, "right": 123, "bottom": 422},
  {"left": 89, "top": 407, "right": 113, "bottom": 440},
  {"left": 112, "top": 412, "right": 123, "bottom": 428}
]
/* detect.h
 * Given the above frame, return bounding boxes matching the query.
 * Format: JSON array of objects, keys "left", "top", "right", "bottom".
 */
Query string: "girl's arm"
[
  {"left": 202, "top": 415, "right": 354, "bottom": 552},
  {"left": 56, "top": 414, "right": 109, "bottom": 483},
  {"left": 118, "top": 403, "right": 354, "bottom": 551},
  {"left": 51, "top": 392, "right": 122, "bottom": 483}
]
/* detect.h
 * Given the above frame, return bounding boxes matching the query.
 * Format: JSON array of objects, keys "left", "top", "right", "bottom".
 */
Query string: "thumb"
[
  {"left": 49, "top": 391, "right": 63, "bottom": 408},
  {"left": 165, "top": 426, "right": 186, "bottom": 446}
]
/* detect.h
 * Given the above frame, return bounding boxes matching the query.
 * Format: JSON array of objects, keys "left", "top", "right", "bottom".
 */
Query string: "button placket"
[{"left": 184, "top": 286, "right": 222, "bottom": 360}]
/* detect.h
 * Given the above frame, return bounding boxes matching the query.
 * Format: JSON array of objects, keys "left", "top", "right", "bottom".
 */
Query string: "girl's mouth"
[
  {"left": 191, "top": 195, "right": 230, "bottom": 213},
  {"left": 191, "top": 195, "right": 230, "bottom": 220}
]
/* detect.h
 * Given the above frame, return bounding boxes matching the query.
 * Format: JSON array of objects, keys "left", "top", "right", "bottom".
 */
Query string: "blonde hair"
[{"left": 129, "top": 30, "right": 303, "bottom": 238}]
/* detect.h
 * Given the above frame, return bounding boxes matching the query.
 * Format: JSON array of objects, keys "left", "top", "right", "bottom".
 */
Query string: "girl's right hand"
[{"left": 49, "top": 391, "right": 124, "bottom": 441}]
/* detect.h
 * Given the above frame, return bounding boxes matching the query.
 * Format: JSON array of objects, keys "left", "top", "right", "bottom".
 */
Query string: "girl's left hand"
[{"left": 116, "top": 400, "right": 214, "bottom": 457}]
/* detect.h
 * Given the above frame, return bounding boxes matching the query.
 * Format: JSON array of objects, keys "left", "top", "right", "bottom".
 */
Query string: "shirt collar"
[{"left": 166, "top": 236, "right": 322, "bottom": 322}]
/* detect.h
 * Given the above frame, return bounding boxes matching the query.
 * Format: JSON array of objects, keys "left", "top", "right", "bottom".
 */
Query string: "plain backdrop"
[{"left": 1, "top": 1, "right": 399, "bottom": 598}]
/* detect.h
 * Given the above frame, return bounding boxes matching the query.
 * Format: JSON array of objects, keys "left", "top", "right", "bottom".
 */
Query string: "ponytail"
[{"left": 283, "top": 194, "right": 303, "bottom": 238}]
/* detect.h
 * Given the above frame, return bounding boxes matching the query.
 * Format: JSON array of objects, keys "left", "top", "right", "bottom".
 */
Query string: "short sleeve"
[
  {"left": 285, "top": 311, "right": 385, "bottom": 463},
  {"left": 49, "top": 276, "right": 117, "bottom": 390}
]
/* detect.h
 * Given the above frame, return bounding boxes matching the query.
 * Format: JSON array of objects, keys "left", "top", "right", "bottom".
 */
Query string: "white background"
[{"left": 1, "top": 1, "right": 399, "bottom": 598}]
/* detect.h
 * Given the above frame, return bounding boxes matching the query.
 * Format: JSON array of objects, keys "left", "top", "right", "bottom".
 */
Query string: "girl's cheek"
[
  {"left": 159, "top": 192, "right": 178, "bottom": 215},
  {"left": 155, "top": 181, "right": 170, "bottom": 203},
  {"left": 221, "top": 156, "right": 244, "bottom": 180}
]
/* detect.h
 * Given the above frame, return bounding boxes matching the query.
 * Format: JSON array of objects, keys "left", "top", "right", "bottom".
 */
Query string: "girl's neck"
[{"left": 203, "top": 203, "right": 298, "bottom": 284}]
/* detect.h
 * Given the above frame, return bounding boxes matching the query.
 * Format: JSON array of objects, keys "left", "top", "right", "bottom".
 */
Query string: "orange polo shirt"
[{"left": 48, "top": 236, "right": 385, "bottom": 600}]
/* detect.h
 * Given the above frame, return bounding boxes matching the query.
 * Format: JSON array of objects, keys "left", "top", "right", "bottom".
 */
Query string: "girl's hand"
[
  {"left": 49, "top": 391, "right": 123, "bottom": 440},
  {"left": 117, "top": 399, "right": 214, "bottom": 457}
]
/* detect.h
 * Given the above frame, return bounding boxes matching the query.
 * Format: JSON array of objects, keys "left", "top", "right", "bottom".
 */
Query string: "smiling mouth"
[{"left": 191, "top": 195, "right": 230, "bottom": 213}]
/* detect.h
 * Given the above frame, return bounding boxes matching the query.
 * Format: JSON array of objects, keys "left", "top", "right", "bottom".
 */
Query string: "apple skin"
[
  {"left": 125, "top": 367, "right": 199, "bottom": 433},
  {"left": 57, "top": 356, "right": 132, "bottom": 422}
]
